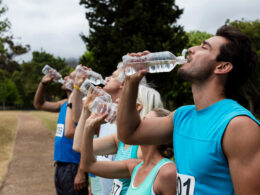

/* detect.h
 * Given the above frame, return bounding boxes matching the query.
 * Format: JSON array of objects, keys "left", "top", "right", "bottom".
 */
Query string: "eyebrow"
[{"left": 202, "top": 40, "right": 212, "bottom": 50}]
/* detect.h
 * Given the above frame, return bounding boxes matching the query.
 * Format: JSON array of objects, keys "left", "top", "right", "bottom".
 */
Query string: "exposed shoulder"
[
  {"left": 223, "top": 115, "right": 260, "bottom": 158},
  {"left": 154, "top": 162, "right": 177, "bottom": 195},
  {"left": 157, "top": 162, "right": 176, "bottom": 181}
]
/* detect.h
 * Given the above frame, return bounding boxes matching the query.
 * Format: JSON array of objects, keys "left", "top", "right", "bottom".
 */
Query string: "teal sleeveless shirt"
[
  {"left": 126, "top": 158, "right": 172, "bottom": 195},
  {"left": 111, "top": 141, "right": 138, "bottom": 195},
  {"left": 173, "top": 99, "right": 260, "bottom": 195}
]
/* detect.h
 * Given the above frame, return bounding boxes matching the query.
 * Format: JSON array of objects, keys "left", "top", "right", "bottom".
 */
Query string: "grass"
[
  {"left": 30, "top": 110, "right": 59, "bottom": 133},
  {"left": 0, "top": 111, "right": 20, "bottom": 187}
]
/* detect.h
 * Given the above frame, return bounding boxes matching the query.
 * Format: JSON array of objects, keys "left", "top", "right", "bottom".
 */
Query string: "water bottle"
[
  {"left": 89, "top": 97, "right": 117, "bottom": 124},
  {"left": 75, "top": 65, "right": 105, "bottom": 85},
  {"left": 122, "top": 49, "right": 188, "bottom": 75},
  {"left": 42, "top": 65, "right": 64, "bottom": 84},
  {"left": 80, "top": 79, "right": 112, "bottom": 103},
  {"left": 64, "top": 79, "right": 74, "bottom": 91}
]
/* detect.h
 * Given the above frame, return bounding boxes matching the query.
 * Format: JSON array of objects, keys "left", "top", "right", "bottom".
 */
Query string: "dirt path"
[{"left": 0, "top": 112, "right": 56, "bottom": 195}]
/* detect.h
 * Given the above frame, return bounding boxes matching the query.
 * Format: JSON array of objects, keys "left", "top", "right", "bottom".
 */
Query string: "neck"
[
  {"left": 140, "top": 145, "right": 162, "bottom": 167},
  {"left": 111, "top": 91, "right": 121, "bottom": 102},
  {"left": 192, "top": 78, "right": 226, "bottom": 110}
]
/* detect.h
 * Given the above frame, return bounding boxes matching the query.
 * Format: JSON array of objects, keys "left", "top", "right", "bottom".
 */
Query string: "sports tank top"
[
  {"left": 126, "top": 158, "right": 172, "bottom": 195},
  {"left": 173, "top": 99, "right": 260, "bottom": 195}
]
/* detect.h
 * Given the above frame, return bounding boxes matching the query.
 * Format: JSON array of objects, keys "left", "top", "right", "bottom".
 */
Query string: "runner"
[
  {"left": 34, "top": 69, "right": 89, "bottom": 195},
  {"left": 117, "top": 25, "right": 260, "bottom": 194},
  {"left": 80, "top": 108, "right": 176, "bottom": 195},
  {"left": 76, "top": 84, "right": 163, "bottom": 195}
]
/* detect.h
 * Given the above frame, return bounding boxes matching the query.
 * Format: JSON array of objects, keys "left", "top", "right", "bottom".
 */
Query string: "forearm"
[
  {"left": 71, "top": 88, "right": 84, "bottom": 122},
  {"left": 65, "top": 105, "right": 76, "bottom": 138},
  {"left": 33, "top": 82, "right": 46, "bottom": 109},
  {"left": 117, "top": 78, "right": 141, "bottom": 142},
  {"left": 73, "top": 109, "right": 91, "bottom": 152},
  {"left": 80, "top": 127, "right": 97, "bottom": 172}
]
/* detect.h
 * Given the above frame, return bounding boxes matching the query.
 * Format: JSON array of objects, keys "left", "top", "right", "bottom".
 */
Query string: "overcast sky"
[{"left": 5, "top": 0, "right": 260, "bottom": 62}]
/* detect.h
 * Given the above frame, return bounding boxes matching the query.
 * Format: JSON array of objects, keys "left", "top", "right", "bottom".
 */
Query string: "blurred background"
[{"left": 0, "top": 0, "right": 259, "bottom": 117}]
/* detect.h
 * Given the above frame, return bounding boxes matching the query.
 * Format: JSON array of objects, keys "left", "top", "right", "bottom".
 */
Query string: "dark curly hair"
[
  {"left": 216, "top": 25, "right": 258, "bottom": 97},
  {"left": 153, "top": 108, "right": 174, "bottom": 159}
]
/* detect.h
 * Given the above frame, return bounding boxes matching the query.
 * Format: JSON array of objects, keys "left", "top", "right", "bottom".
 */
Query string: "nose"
[{"left": 188, "top": 46, "right": 197, "bottom": 55}]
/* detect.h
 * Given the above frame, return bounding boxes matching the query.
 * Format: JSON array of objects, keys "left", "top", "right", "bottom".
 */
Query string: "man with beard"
[{"left": 116, "top": 25, "right": 260, "bottom": 195}]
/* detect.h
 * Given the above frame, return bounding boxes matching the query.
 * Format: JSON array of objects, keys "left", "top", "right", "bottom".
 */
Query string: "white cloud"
[
  {"left": 5, "top": 0, "right": 89, "bottom": 62},
  {"left": 4, "top": 0, "right": 260, "bottom": 62},
  {"left": 176, "top": 0, "right": 260, "bottom": 34}
]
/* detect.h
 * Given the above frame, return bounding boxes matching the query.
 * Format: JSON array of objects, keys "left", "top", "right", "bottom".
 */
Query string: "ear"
[
  {"left": 215, "top": 62, "right": 233, "bottom": 74},
  {"left": 136, "top": 103, "right": 143, "bottom": 113}
]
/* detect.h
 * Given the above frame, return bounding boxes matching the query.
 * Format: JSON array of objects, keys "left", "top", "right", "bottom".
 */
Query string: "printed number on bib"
[
  {"left": 110, "top": 179, "right": 123, "bottom": 195},
  {"left": 56, "top": 124, "right": 64, "bottom": 137},
  {"left": 177, "top": 173, "right": 195, "bottom": 195}
]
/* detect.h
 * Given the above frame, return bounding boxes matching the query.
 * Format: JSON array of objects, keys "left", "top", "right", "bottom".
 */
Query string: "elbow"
[
  {"left": 65, "top": 131, "right": 74, "bottom": 139},
  {"left": 33, "top": 102, "right": 41, "bottom": 110}
]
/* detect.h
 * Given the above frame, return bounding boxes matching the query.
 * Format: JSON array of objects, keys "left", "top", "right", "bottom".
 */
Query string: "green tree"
[
  {"left": 0, "top": 69, "right": 21, "bottom": 109},
  {"left": 80, "top": 0, "right": 187, "bottom": 109},
  {"left": 225, "top": 19, "right": 260, "bottom": 115},
  {"left": 0, "top": 0, "right": 29, "bottom": 73},
  {"left": 12, "top": 51, "right": 71, "bottom": 109}
]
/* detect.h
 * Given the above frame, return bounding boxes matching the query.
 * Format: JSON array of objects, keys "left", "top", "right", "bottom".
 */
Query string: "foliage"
[
  {"left": 11, "top": 51, "right": 70, "bottom": 109},
  {"left": 0, "top": 0, "right": 29, "bottom": 73},
  {"left": 80, "top": 0, "right": 188, "bottom": 109},
  {"left": 225, "top": 19, "right": 260, "bottom": 115}
]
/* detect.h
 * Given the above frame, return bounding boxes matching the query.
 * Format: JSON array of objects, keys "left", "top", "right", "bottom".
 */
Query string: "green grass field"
[
  {"left": 30, "top": 111, "right": 58, "bottom": 133},
  {"left": 0, "top": 111, "right": 20, "bottom": 186}
]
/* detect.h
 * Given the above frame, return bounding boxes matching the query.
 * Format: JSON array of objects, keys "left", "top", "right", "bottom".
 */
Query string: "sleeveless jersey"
[
  {"left": 111, "top": 142, "right": 138, "bottom": 195},
  {"left": 126, "top": 158, "right": 172, "bottom": 195},
  {"left": 54, "top": 101, "right": 80, "bottom": 164},
  {"left": 173, "top": 99, "right": 260, "bottom": 195}
]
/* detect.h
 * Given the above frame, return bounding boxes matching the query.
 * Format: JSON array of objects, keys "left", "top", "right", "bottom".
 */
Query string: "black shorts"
[{"left": 55, "top": 162, "right": 89, "bottom": 195}]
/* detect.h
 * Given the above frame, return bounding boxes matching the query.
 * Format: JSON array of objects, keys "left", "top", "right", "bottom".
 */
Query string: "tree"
[
  {"left": 0, "top": 0, "right": 29, "bottom": 73},
  {"left": 0, "top": 69, "right": 21, "bottom": 109},
  {"left": 225, "top": 19, "right": 260, "bottom": 116},
  {"left": 12, "top": 51, "right": 71, "bottom": 109},
  {"left": 80, "top": 0, "right": 188, "bottom": 109}
]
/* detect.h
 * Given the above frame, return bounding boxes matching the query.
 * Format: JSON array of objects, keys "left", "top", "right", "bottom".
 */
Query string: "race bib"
[
  {"left": 56, "top": 124, "right": 64, "bottom": 137},
  {"left": 110, "top": 179, "right": 123, "bottom": 195},
  {"left": 177, "top": 173, "right": 195, "bottom": 195}
]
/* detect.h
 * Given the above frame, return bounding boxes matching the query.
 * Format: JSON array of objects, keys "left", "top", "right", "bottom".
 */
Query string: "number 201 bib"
[{"left": 177, "top": 173, "right": 195, "bottom": 195}]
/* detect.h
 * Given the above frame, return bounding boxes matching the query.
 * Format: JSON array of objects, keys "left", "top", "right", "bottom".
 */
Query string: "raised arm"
[
  {"left": 34, "top": 74, "right": 66, "bottom": 112},
  {"left": 65, "top": 94, "right": 76, "bottom": 138},
  {"left": 117, "top": 70, "right": 173, "bottom": 145},
  {"left": 80, "top": 113, "right": 135, "bottom": 179},
  {"left": 223, "top": 116, "right": 260, "bottom": 194}
]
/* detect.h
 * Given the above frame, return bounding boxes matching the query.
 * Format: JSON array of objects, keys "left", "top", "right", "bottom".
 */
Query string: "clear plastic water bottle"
[
  {"left": 80, "top": 79, "right": 112, "bottom": 103},
  {"left": 64, "top": 79, "right": 74, "bottom": 91},
  {"left": 122, "top": 49, "right": 188, "bottom": 75},
  {"left": 75, "top": 65, "right": 105, "bottom": 85},
  {"left": 42, "top": 65, "right": 65, "bottom": 84},
  {"left": 89, "top": 96, "right": 117, "bottom": 123}
]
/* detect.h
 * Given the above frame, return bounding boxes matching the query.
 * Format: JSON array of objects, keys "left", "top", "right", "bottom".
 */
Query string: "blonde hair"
[{"left": 137, "top": 85, "right": 163, "bottom": 118}]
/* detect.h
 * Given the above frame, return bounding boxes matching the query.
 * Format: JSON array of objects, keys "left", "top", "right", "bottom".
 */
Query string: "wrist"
[
  {"left": 41, "top": 81, "right": 48, "bottom": 86},
  {"left": 74, "top": 83, "right": 80, "bottom": 90},
  {"left": 67, "top": 102, "right": 72, "bottom": 109}
]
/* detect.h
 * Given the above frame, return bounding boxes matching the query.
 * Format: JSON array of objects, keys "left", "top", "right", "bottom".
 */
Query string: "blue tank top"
[
  {"left": 112, "top": 142, "right": 138, "bottom": 195},
  {"left": 173, "top": 99, "right": 260, "bottom": 195},
  {"left": 54, "top": 101, "right": 80, "bottom": 164}
]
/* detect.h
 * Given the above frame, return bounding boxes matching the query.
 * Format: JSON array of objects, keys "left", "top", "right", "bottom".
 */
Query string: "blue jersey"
[
  {"left": 173, "top": 99, "right": 260, "bottom": 195},
  {"left": 54, "top": 101, "right": 80, "bottom": 164}
]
